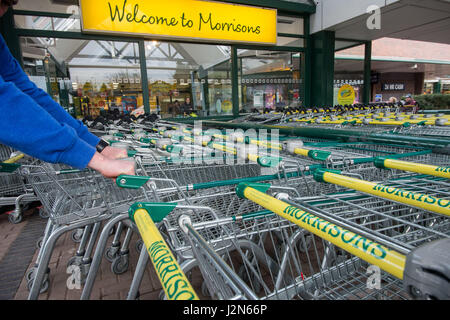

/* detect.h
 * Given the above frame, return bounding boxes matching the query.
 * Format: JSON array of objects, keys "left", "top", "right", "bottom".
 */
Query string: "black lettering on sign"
[{"left": 107, "top": 0, "right": 262, "bottom": 36}]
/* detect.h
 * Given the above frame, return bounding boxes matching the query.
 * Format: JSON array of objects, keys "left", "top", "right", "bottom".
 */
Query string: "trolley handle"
[
  {"left": 374, "top": 156, "right": 450, "bottom": 179},
  {"left": 0, "top": 153, "right": 24, "bottom": 173},
  {"left": 235, "top": 182, "right": 406, "bottom": 280},
  {"left": 129, "top": 205, "right": 198, "bottom": 300},
  {"left": 3, "top": 153, "right": 25, "bottom": 164},
  {"left": 313, "top": 169, "right": 450, "bottom": 217},
  {"left": 0, "top": 163, "right": 21, "bottom": 173},
  {"left": 116, "top": 174, "right": 274, "bottom": 190},
  {"left": 235, "top": 182, "right": 450, "bottom": 299}
]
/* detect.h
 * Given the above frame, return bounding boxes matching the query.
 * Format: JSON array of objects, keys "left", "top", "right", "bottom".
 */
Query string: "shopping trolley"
[
  {"left": 120, "top": 152, "right": 450, "bottom": 300},
  {"left": 22, "top": 162, "right": 146, "bottom": 299},
  {"left": 80, "top": 155, "right": 268, "bottom": 299},
  {"left": 0, "top": 144, "right": 40, "bottom": 224},
  {"left": 121, "top": 177, "right": 449, "bottom": 300}
]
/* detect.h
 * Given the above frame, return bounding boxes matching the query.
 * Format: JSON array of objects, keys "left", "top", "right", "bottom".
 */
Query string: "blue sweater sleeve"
[
  {"left": 0, "top": 35, "right": 100, "bottom": 148},
  {"left": 0, "top": 75, "right": 96, "bottom": 169}
]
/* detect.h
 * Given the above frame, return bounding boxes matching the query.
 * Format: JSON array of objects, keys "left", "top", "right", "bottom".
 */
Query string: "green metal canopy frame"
[{"left": 2, "top": 1, "right": 322, "bottom": 119}]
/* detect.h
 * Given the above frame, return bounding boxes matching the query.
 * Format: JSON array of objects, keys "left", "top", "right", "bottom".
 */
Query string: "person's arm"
[
  {"left": 0, "top": 36, "right": 100, "bottom": 148},
  {"left": 0, "top": 76, "right": 135, "bottom": 176},
  {"left": 0, "top": 75, "right": 95, "bottom": 169}
]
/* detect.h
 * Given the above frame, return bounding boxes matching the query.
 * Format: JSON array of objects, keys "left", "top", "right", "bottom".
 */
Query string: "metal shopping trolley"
[
  {"left": 22, "top": 162, "right": 148, "bottom": 299},
  {"left": 147, "top": 176, "right": 449, "bottom": 300},
  {"left": 0, "top": 144, "right": 40, "bottom": 224}
]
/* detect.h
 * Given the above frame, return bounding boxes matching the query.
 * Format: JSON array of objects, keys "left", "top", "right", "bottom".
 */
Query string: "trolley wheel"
[
  {"left": 27, "top": 275, "right": 50, "bottom": 294},
  {"left": 67, "top": 255, "right": 82, "bottom": 268},
  {"left": 8, "top": 213, "right": 22, "bottom": 224},
  {"left": 38, "top": 207, "right": 49, "bottom": 219},
  {"left": 135, "top": 240, "right": 144, "bottom": 253},
  {"left": 71, "top": 229, "right": 83, "bottom": 243},
  {"left": 108, "top": 225, "right": 117, "bottom": 236},
  {"left": 26, "top": 267, "right": 36, "bottom": 282},
  {"left": 201, "top": 282, "right": 210, "bottom": 297},
  {"left": 105, "top": 247, "right": 119, "bottom": 263},
  {"left": 297, "top": 235, "right": 313, "bottom": 253},
  {"left": 238, "top": 265, "right": 262, "bottom": 294},
  {"left": 158, "top": 289, "right": 166, "bottom": 300},
  {"left": 36, "top": 236, "right": 44, "bottom": 249},
  {"left": 111, "top": 254, "right": 129, "bottom": 275}
]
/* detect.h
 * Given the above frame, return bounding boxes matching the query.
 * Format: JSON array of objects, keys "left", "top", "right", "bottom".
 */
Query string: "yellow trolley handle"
[
  {"left": 3, "top": 153, "right": 24, "bottom": 164},
  {"left": 375, "top": 157, "right": 450, "bottom": 179},
  {"left": 314, "top": 169, "right": 450, "bottom": 217},
  {"left": 235, "top": 183, "right": 406, "bottom": 280},
  {"left": 130, "top": 208, "right": 199, "bottom": 300}
]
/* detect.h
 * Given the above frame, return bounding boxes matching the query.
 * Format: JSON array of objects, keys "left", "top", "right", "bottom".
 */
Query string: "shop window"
[
  {"left": 14, "top": 15, "right": 81, "bottom": 33},
  {"left": 238, "top": 49, "right": 304, "bottom": 113},
  {"left": 20, "top": 37, "right": 143, "bottom": 118},
  {"left": 144, "top": 41, "right": 232, "bottom": 118},
  {"left": 334, "top": 44, "right": 365, "bottom": 105}
]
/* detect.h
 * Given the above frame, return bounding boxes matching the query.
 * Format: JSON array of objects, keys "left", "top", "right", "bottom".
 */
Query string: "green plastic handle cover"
[
  {"left": 0, "top": 163, "right": 21, "bottom": 173},
  {"left": 128, "top": 202, "right": 178, "bottom": 223},
  {"left": 116, "top": 175, "right": 150, "bottom": 189},
  {"left": 313, "top": 168, "right": 342, "bottom": 183},
  {"left": 308, "top": 150, "right": 332, "bottom": 161},
  {"left": 57, "top": 169, "right": 84, "bottom": 174},
  {"left": 166, "top": 145, "right": 183, "bottom": 154},
  {"left": 236, "top": 182, "right": 271, "bottom": 199},
  {"left": 257, "top": 156, "right": 282, "bottom": 168},
  {"left": 127, "top": 150, "right": 138, "bottom": 157}
]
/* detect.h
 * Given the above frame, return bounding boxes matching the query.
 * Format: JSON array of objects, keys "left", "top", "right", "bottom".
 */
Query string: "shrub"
[{"left": 413, "top": 94, "right": 450, "bottom": 110}]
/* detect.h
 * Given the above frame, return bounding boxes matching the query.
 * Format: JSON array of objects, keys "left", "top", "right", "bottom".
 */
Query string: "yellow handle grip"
[
  {"left": 134, "top": 209, "right": 199, "bottom": 300},
  {"left": 240, "top": 186, "right": 406, "bottom": 279},
  {"left": 293, "top": 148, "right": 310, "bottom": 157},
  {"left": 3, "top": 153, "right": 24, "bottom": 164},
  {"left": 322, "top": 172, "right": 450, "bottom": 217},
  {"left": 383, "top": 159, "right": 450, "bottom": 179}
]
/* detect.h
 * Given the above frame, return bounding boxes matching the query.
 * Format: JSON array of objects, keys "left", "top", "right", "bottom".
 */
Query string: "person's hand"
[
  {"left": 88, "top": 152, "right": 135, "bottom": 178},
  {"left": 101, "top": 146, "right": 128, "bottom": 160}
]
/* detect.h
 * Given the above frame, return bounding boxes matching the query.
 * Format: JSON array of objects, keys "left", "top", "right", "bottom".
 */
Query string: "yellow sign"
[
  {"left": 337, "top": 84, "right": 356, "bottom": 105},
  {"left": 79, "top": 0, "right": 277, "bottom": 45}
]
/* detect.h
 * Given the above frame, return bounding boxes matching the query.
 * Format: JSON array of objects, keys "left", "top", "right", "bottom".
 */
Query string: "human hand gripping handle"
[
  {"left": 88, "top": 152, "right": 135, "bottom": 178},
  {"left": 100, "top": 146, "right": 129, "bottom": 160}
]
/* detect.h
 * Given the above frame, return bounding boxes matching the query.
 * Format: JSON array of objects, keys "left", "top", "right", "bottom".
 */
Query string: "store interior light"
[{"left": 147, "top": 41, "right": 160, "bottom": 50}]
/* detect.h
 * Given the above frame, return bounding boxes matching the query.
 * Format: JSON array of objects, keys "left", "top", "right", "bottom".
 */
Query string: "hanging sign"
[
  {"left": 382, "top": 83, "right": 405, "bottom": 91},
  {"left": 337, "top": 84, "right": 356, "bottom": 105},
  {"left": 79, "top": 0, "right": 277, "bottom": 45}
]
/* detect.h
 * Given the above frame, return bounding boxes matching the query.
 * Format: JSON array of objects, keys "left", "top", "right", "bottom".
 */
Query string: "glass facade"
[
  {"left": 13, "top": 0, "right": 307, "bottom": 119},
  {"left": 143, "top": 41, "right": 232, "bottom": 118},
  {"left": 238, "top": 49, "right": 303, "bottom": 113},
  {"left": 21, "top": 38, "right": 143, "bottom": 118},
  {"left": 334, "top": 44, "right": 365, "bottom": 106}
]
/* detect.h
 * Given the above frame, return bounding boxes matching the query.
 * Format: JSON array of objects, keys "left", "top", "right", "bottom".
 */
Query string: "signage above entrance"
[
  {"left": 382, "top": 83, "right": 405, "bottom": 91},
  {"left": 79, "top": 0, "right": 278, "bottom": 45}
]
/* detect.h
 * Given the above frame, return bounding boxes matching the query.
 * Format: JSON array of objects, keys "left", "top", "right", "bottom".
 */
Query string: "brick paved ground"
[
  {"left": 0, "top": 207, "right": 207, "bottom": 300},
  {"left": 0, "top": 206, "right": 206, "bottom": 300}
]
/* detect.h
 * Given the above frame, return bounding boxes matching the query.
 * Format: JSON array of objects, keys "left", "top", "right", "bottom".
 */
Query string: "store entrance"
[
  {"left": 20, "top": 41, "right": 304, "bottom": 119},
  {"left": 238, "top": 49, "right": 304, "bottom": 113}
]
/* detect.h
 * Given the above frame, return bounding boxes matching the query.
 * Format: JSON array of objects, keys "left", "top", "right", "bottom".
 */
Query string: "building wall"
[
  {"left": 372, "top": 72, "right": 424, "bottom": 101},
  {"left": 338, "top": 38, "right": 450, "bottom": 62}
]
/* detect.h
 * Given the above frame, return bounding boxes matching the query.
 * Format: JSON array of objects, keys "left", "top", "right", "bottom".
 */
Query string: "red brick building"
[{"left": 335, "top": 37, "right": 450, "bottom": 103}]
